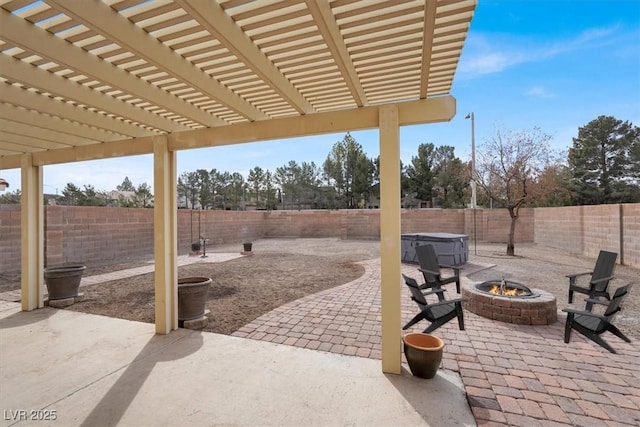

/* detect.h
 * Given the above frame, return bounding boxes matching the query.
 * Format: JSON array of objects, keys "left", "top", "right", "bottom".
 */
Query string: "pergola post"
[
  {"left": 379, "top": 105, "right": 402, "bottom": 374},
  {"left": 20, "top": 154, "right": 44, "bottom": 310},
  {"left": 153, "top": 136, "right": 178, "bottom": 334}
]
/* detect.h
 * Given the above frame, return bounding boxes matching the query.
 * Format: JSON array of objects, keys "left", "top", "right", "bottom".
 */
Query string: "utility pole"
[{"left": 465, "top": 112, "right": 477, "bottom": 255}]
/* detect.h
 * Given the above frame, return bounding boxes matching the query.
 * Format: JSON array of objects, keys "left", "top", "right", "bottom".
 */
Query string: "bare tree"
[{"left": 476, "top": 126, "right": 552, "bottom": 256}]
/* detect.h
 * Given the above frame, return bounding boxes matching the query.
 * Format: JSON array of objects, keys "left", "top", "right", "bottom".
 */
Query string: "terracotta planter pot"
[
  {"left": 44, "top": 265, "right": 86, "bottom": 300},
  {"left": 403, "top": 333, "right": 444, "bottom": 379},
  {"left": 177, "top": 277, "right": 211, "bottom": 321}
]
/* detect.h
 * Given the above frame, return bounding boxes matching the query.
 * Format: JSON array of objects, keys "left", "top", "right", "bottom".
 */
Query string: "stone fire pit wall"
[{"left": 462, "top": 284, "right": 557, "bottom": 325}]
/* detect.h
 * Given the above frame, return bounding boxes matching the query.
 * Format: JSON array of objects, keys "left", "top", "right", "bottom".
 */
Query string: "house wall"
[{"left": 1, "top": 204, "right": 639, "bottom": 273}]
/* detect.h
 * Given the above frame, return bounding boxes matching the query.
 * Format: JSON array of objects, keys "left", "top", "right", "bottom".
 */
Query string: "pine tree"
[
  {"left": 405, "top": 143, "right": 435, "bottom": 204},
  {"left": 116, "top": 176, "right": 135, "bottom": 192},
  {"left": 322, "top": 133, "right": 373, "bottom": 209},
  {"left": 568, "top": 116, "right": 640, "bottom": 204}
]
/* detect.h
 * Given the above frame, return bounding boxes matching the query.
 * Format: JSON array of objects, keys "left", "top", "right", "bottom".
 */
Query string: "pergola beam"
[
  {"left": 305, "top": 0, "right": 368, "bottom": 107},
  {"left": 0, "top": 8, "right": 224, "bottom": 128},
  {"left": 47, "top": 0, "right": 267, "bottom": 122},
  {"left": 0, "top": 103, "right": 124, "bottom": 143},
  {"left": 0, "top": 132, "right": 72, "bottom": 151},
  {"left": 420, "top": 0, "right": 437, "bottom": 98},
  {"left": 0, "top": 118, "right": 87, "bottom": 148},
  {"left": 0, "top": 97, "right": 455, "bottom": 169},
  {"left": 0, "top": 54, "right": 193, "bottom": 133},
  {"left": 177, "top": 0, "right": 315, "bottom": 115},
  {"left": 0, "top": 81, "right": 150, "bottom": 138}
]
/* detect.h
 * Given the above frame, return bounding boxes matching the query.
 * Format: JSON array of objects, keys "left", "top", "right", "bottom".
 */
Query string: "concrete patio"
[
  {"left": 0, "top": 300, "right": 473, "bottom": 427},
  {"left": 2, "top": 242, "right": 639, "bottom": 426}
]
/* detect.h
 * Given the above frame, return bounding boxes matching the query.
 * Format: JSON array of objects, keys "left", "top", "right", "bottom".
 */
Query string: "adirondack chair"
[
  {"left": 402, "top": 274, "right": 464, "bottom": 333},
  {"left": 415, "top": 243, "right": 461, "bottom": 296},
  {"left": 567, "top": 250, "right": 617, "bottom": 310},
  {"left": 563, "top": 284, "right": 632, "bottom": 353}
]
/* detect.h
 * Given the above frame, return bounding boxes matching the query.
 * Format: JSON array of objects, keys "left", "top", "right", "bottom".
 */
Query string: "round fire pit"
[
  {"left": 462, "top": 280, "right": 557, "bottom": 325},
  {"left": 475, "top": 280, "right": 539, "bottom": 298}
]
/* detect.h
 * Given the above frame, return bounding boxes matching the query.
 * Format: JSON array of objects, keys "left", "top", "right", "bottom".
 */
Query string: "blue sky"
[{"left": 2, "top": 0, "right": 639, "bottom": 194}]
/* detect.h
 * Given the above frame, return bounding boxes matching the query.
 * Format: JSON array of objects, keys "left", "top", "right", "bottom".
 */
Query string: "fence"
[{"left": 1, "top": 204, "right": 638, "bottom": 273}]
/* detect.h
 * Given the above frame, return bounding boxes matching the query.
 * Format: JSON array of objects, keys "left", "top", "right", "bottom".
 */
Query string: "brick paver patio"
[{"left": 233, "top": 259, "right": 640, "bottom": 427}]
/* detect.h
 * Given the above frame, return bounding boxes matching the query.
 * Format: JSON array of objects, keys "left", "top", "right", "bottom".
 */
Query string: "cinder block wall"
[
  {"left": 401, "top": 209, "right": 465, "bottom": 234},
  {"left": 533, "top": 204, "right": 640, "bottom": 268},
  {"left": 178, "top": 210, "right": 264, "bottom": 248},
  {"left": 46, "top": 206, "right": 155, "bottom": 265},
  {"left": 534, "top": 206, "right": 583, "bottom": 253},
  {"left": 622, "top": 203, "right": 640, "bottom": 268},
  {"left": 484, "top": 208, "right": 534, "bottom": 243},
  {"left": 262, "top": 210, "right": 342, "bottom": 239},
  {"left": 0, "top": 204, "right": 20, "bottom": 271},
  {"left": 582, "top": 204, "right": 621, "bottom": 259},
  {"left": 2, "top": 204, "right": 638, "bottom": 273},
  {"left": 342, "top": 210, "right": 380, "bottom": 239}
]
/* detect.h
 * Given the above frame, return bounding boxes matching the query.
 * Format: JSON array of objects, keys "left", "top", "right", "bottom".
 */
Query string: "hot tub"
[{"left": 401, "top": 232, "right": 469, "bottom": 266}]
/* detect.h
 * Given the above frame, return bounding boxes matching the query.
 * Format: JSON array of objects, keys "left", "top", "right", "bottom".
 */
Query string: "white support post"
[
  {"left": 20, "top": 154, "right": 44, "bottom": 310},
  {"left": 153, "top": 136, "right": 178, "bottom": 334},
  {"left": 379, "top": 105, "right": 402, "bottom": 374}
]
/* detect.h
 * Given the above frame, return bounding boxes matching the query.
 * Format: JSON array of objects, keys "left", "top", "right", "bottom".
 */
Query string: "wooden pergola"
[{"left": 0, "top": 0, "right": 475, "bottom": 374}]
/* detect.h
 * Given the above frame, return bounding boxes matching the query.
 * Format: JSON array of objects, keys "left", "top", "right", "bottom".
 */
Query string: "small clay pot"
[{"left": 403, "top": 333, "right": 444, "bottom": 379}]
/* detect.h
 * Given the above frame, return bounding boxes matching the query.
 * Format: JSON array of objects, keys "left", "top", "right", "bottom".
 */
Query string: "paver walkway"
[
  {"left": 233, "top": 259, "right": 640, "bottom": 427},
  {"left": 4, "top": 251, "right": 639, "bottom": 426}
]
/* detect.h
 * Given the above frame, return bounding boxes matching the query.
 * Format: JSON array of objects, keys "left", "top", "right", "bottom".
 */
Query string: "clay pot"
[
  {"left": 44, "top": 265, "right": 86, "bottom": 300},
  {"left": 177, "top": 277, "right": 211, "bottom": 321},
  {"left": 403, "top": 333, "right": 444, "bottom": 379}
]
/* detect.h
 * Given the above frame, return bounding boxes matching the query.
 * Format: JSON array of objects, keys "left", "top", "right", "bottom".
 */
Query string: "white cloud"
[
  {"left": 525, "top": 86, "right": 555, "bottom": 98},
  {"left": 459, "top": 25, "right": 620, "bottom": 78}
]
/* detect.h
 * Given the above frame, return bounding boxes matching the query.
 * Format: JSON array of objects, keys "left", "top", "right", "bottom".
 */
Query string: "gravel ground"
[
  {"left": 465, "top": 242, "right": 640, "bottom": 339},
  {"left": 211, "top": 238, "right": 640, "bottom": 338}
]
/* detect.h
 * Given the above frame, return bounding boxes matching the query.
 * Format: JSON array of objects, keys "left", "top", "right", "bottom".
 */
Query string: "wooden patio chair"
[
  {"left": 415, "top": 243, "right": 461, "bottom": 296},
  {"left": 402, "top": 274, "right": 464, "bottom": 334},
  {"left": 567, "top": 250, "right": 617, "bottom": 310},
  {"left": 563, "top": 284, "right": 632, "bottom": 354}
]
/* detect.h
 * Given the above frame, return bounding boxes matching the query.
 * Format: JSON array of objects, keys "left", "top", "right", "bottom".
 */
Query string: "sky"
[{"left": 1, "top": 0, "right": 639, "bottom": 194}]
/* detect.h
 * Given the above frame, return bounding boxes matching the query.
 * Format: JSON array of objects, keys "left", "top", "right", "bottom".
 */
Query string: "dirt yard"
[
  {"left": 66, "top": 239, "right": 380, "bottom": 334},
  {"left": 3, "top": 238, "right": 638, "bottom": 339}
]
